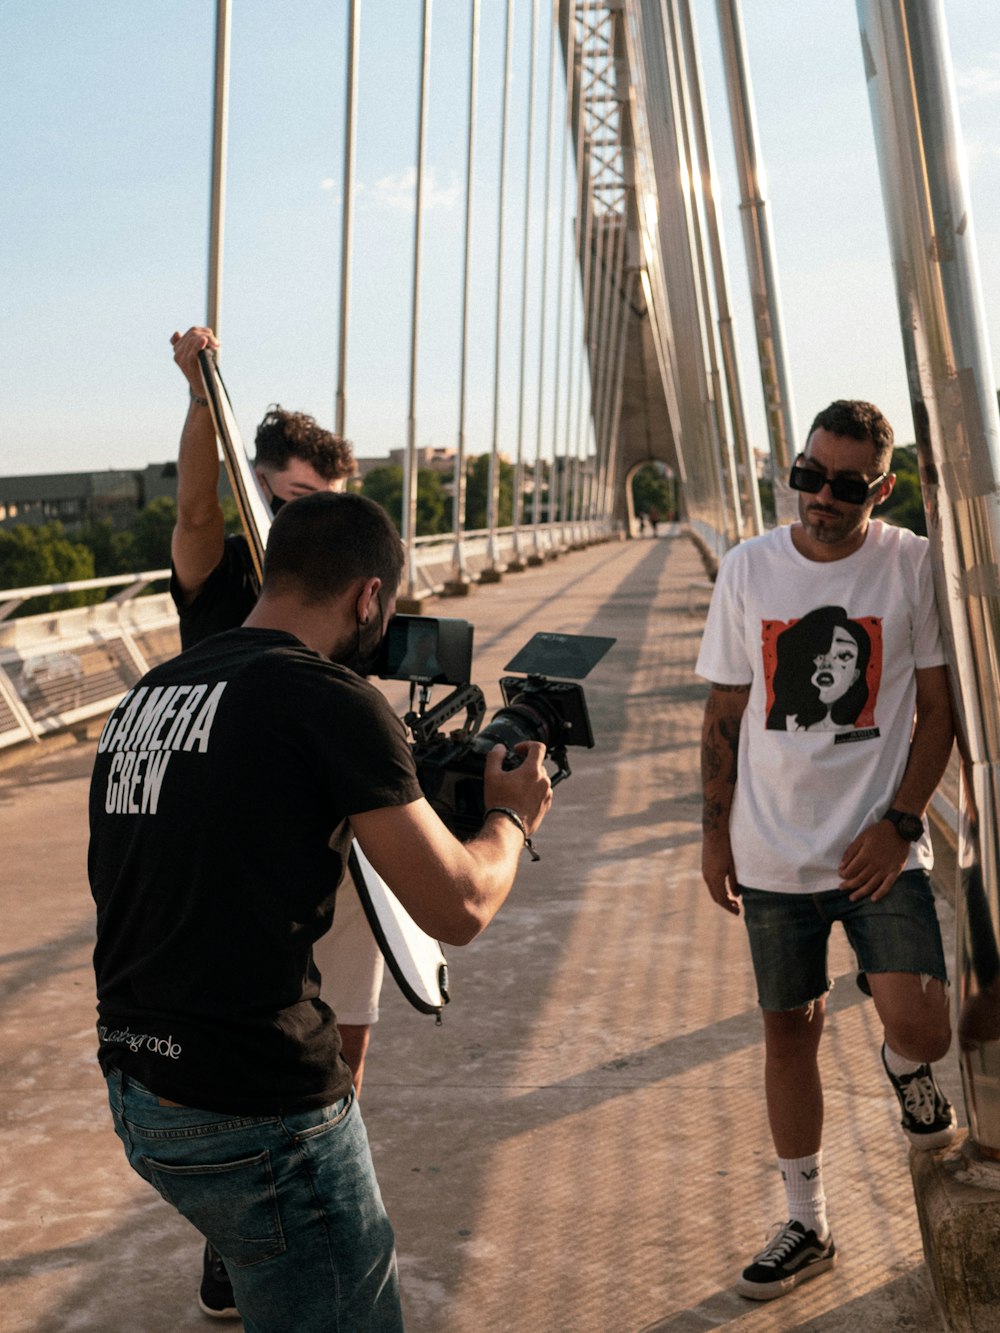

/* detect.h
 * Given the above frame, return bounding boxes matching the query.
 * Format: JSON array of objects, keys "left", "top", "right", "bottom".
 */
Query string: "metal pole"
[
  {"left": 450, "top": 0, "right": 480, "bottom": 587},
  {"left": 596, "top": 211, "right": 626, "bottom": 518},
  {"left": 715, "top": 0, "right": 797, "bottom": 517},
  {"left": 531, "top": 1, "right": 560, "bottom": 558},
  {"left": 403, "top": 0, "right": 432, "bottom": 602},
  {"left": 668, "top": 0, "right": 741, "bottom": 544},
  {"left": 335, "top": 0, "right": 360, "bottom": 438},
  {"left": 550, "top": 6, "right": 575, "bottom": 532},
  {"left": 677, "top": 0, "right": 762, "bottom": 536},
  {"left": 512, "top": 0, "right": 540, "bottom": 569},
  {"left": 207, "top": 0, "right": 231, "bottom": 335},
  {"left": 859, "top": 0, "right": 1000, "bottom": 1160},
  {"left": 561, "top": 0, "right": 589, "bottom": 541},
  {"left": 486, "top": 0, "right": 515, "bottom": 576},
  {"left": 604, "top": 268, "right": 635, "bottom": 522}
]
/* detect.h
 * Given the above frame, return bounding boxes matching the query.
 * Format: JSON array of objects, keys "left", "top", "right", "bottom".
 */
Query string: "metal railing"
[{"left": 0, "top": 520, "right": 616, "bottom": 751}]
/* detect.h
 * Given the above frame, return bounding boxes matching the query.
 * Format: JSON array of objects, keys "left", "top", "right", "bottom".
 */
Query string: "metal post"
[
  {"left": 596, "top": 207, "right": 626, "bottom": 512},
  {"left": 449, "top": 0, "right": 480, "bottom": 589},
  {"left": 403, "top": 0, "right": 432, "bottom": 603},
  {"left": 604, "top": 268, "right": 635, "bottom": 522},
  {"left": 512, "top": 0, "right": 540, "bottom": 570},
  {"left": 668, "top": 0, "right": 740, "bottom": 545},
  {"left": 531, "top": 1, "right": 560, "bottom": 559},
  {"left": 207, "top": 0, "right": 231, "bottom": 335},
  {"left": 677, "top": 0, "right": 762, "bottom": 536},
  {"left": 715, "top": 0, "right": 797, "bottom": 518},
  {"left": 859, "top": 0, "right": 1000, "bottom": 1159},
  {"left": 335, "top": 0, "right": 360, "bottom": 438},
  {"left": 550, "top": 6, "right": 575, "bottom": 534},
  {"left": 485, "top": 0, "right": 515, "bottom": 577}
]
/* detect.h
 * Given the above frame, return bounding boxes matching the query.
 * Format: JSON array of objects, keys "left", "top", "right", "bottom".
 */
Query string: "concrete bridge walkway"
[{"left": 0, "top": 532, "right": 960, "bottom": 1331}]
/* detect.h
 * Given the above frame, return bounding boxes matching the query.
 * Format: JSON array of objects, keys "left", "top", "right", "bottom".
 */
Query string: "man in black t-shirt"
[
  {"left": 170, "top": 326, "right": 383, "bottom": 1315},
  {"left": 90, "top": 492, "right": 552, "bottom": 1332},
  {"left": 169, "top": 326, "right": 356, "bottom": 651}
]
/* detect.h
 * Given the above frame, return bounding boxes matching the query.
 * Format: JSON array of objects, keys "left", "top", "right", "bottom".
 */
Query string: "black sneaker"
[
  {"left": 737, "top": 1220, "right": 836, "bottom": 1301},
  {"left": 881, "top": 1043, "right": 957, "bottom": 1149},
  {"left": 198, "top": 1242, "right": 239, "bottom": 1319}
]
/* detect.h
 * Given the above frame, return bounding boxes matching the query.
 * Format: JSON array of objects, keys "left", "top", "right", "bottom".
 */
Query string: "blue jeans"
[
  {"left": 740, "top": 869, "right": 948, "bottom": 1012},
  {"left": 106, "top": 1069, "right": 403, "bottom": 1332}
]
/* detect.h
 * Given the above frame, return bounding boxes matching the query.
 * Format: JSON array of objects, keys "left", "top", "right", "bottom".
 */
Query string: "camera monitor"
[
  {"left": 376, "top": 615, "right": 474, "bottom": 687},
  {"left": 503, "top": 632, "right": 615, "bottom": 680}
]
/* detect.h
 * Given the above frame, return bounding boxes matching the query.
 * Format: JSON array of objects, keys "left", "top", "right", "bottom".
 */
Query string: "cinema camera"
[{"left": 375, "top": 616, "right": 615, "bottom": 840}]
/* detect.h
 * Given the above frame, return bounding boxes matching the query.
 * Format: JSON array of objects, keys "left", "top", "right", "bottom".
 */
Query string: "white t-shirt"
[{"left": 695, "top": 520, "right": 946, "bottom": 892}]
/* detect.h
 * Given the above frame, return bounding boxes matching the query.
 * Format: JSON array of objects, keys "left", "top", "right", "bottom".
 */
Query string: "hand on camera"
[{"left": 485, "top": 742, "right": 552, "bottom": 836}]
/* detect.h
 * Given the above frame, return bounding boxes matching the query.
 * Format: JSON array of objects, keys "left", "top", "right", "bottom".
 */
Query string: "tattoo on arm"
[{"left": 701, "top": 684, "right": 749, "bottom": 831}]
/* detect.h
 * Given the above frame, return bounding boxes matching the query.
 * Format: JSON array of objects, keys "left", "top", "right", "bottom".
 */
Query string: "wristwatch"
[{"left": 883, "top": 807, "right": 925, "bottom": 842}]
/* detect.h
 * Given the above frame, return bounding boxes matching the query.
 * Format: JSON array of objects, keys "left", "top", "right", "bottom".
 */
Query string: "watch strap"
[{"left": 884, "top": 807, "right": 924, "bottom": 841}]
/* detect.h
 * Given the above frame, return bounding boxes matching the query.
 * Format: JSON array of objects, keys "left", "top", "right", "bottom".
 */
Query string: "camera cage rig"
[{"left": 376, "top": 619, "right": 616, "bottom": 807}]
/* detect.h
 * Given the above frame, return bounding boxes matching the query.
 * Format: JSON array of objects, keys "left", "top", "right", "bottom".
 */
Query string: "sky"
[{"left": 2, "top": 0, "right": 999, "bottom": 479}]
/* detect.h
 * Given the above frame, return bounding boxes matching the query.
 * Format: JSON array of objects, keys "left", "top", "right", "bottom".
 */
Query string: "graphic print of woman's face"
[{"left": 810, "top": 625, "right": 860, "bottom": 704}]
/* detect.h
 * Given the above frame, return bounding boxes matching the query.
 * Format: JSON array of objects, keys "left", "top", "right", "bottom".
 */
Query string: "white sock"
[
  {"left": 883, "top": 1042, "right": 922, "bottom": 1076},
  {"left": 779, "top": 1152, "right": 829, "bottom": 1239}
]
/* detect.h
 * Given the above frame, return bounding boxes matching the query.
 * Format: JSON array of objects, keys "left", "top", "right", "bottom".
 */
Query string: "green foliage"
[
  {"left": 360, "top": 465, "right": 450, "bottom": 535},
  {"left": 76, "top": 518, "right": 131, "bottom": 577},
  {"left": 221, "top": 496, "right": 246, "bottom": 536},
  {"left": 880, "top": 446, "right": 926, "bottom": 536},
  {"left": 464, "top": 454, "right": 514, "bottom": 530},
  {"left": 630, "top": 463, "right": 674, "bottom": 521},
  {"left": 118, "top": 496, "right": 178, "bottom": 571},
  {"left": 0, "top": 522, "right": 95, "bottom": 614},
  {"left": 77, "top": 497, "right": 178, "bottom": 575}
]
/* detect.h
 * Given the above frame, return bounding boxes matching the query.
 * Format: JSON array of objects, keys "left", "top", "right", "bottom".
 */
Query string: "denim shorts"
[
  {"left": 106, "top": 1069, "right": 403, "bottom": 1332},
  {"left": 740, "top": 869, "right": 948, "bottom": 1013}
]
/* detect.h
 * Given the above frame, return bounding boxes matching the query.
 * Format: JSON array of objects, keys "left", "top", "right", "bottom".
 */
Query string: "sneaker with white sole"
[
  {"left": 737, "top": 1220, "right": 836, "bottom": 1301},
  {"left": 881, "top": 1043, "right": 957, "bottom": 1149},
  {"left": 198, "top": 1242, "right": 239, "bottom": 1319}
]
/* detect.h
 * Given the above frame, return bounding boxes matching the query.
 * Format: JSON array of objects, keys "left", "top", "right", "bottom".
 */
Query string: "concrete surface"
[{"left": 0, "top": 533, "right": 965, "bottom": 1331}]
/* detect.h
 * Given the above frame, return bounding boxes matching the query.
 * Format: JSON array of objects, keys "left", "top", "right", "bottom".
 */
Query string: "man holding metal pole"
[
  {"left": 169, "top": 324, "right": 387, "bottom": 1317},
  {"left": 697, "top": 400, "right": 956, "bottom": 1300}
]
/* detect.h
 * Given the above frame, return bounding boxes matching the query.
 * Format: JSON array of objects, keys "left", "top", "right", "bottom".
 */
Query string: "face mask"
[
  {"left": 269, "top": 493, "right": 286, "bottom": 517},
  {"left": 339, "top": 594, "right": 385, "bottom": 677}
]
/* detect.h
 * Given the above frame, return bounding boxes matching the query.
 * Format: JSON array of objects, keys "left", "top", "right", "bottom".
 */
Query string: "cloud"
[
  {"left": 964, "top": 139, "right": 1000, "bottom": 176},
  {"left": 955, "top": 56, "right": 1000, "bottom": 101},
  {"left": 368, "top": 167, "right": 461, "bottom": 215}
]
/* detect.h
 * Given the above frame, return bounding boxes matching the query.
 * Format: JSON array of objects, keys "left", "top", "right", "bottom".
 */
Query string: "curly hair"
[
  {"left": 254, "top": 406, "right": 356, "bottom": 481},
  {"left": 806, "top": 400, "right": 894, "bottom": 471}
]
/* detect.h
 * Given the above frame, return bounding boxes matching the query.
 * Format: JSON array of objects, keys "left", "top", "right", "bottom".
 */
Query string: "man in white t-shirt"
[{"left": 696, "top": 400, "right": 956, "bottom": 1302}]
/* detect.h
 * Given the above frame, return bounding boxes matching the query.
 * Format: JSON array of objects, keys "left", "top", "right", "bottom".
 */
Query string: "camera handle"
[
  {"left": 549, "top": 744, "right": 572, "bottom": 786},
  {"left": 405, "top": 683, "right": 487, "bottom": 747}
]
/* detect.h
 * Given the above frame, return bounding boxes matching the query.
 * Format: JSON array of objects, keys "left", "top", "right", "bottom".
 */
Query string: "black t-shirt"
[
  {"left": 170, "top": 534, "right": 259, "bottom": 650},
  {"left": 88, "top": 628, "right": 423, "bottom": 1114}
]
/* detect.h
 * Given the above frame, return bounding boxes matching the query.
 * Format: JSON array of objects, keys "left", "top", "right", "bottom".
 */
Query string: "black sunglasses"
[{"left": 789, "top": 460, "right": 889, "bottom": 506}]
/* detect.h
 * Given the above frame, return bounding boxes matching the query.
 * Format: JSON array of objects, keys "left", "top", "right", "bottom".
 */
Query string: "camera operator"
[
  {"left": 171, "top": 324, "right": 384, "bottom": 1315},
  {"left": 88, "top": 492, "right": 551, "bottom": 1332}
]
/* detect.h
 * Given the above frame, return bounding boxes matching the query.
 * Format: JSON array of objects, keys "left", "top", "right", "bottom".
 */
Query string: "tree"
[
  {"left": 630, "top": 463, "right": 674, "bottom": 521},
  {"left": 0, "top": 522, "right": 95, "bottom": 613},
  {"left": 360, "top": 465, "right": 449, "bottom": 535},
  {"left": 464, "top": 454, "right": 514, "bottom": 530},
  {"left": 121, "top": 496, "right": 178, "bottom": 571},
  {"left": 881, "top": 446, "right": 926, "bottom": 536}
]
